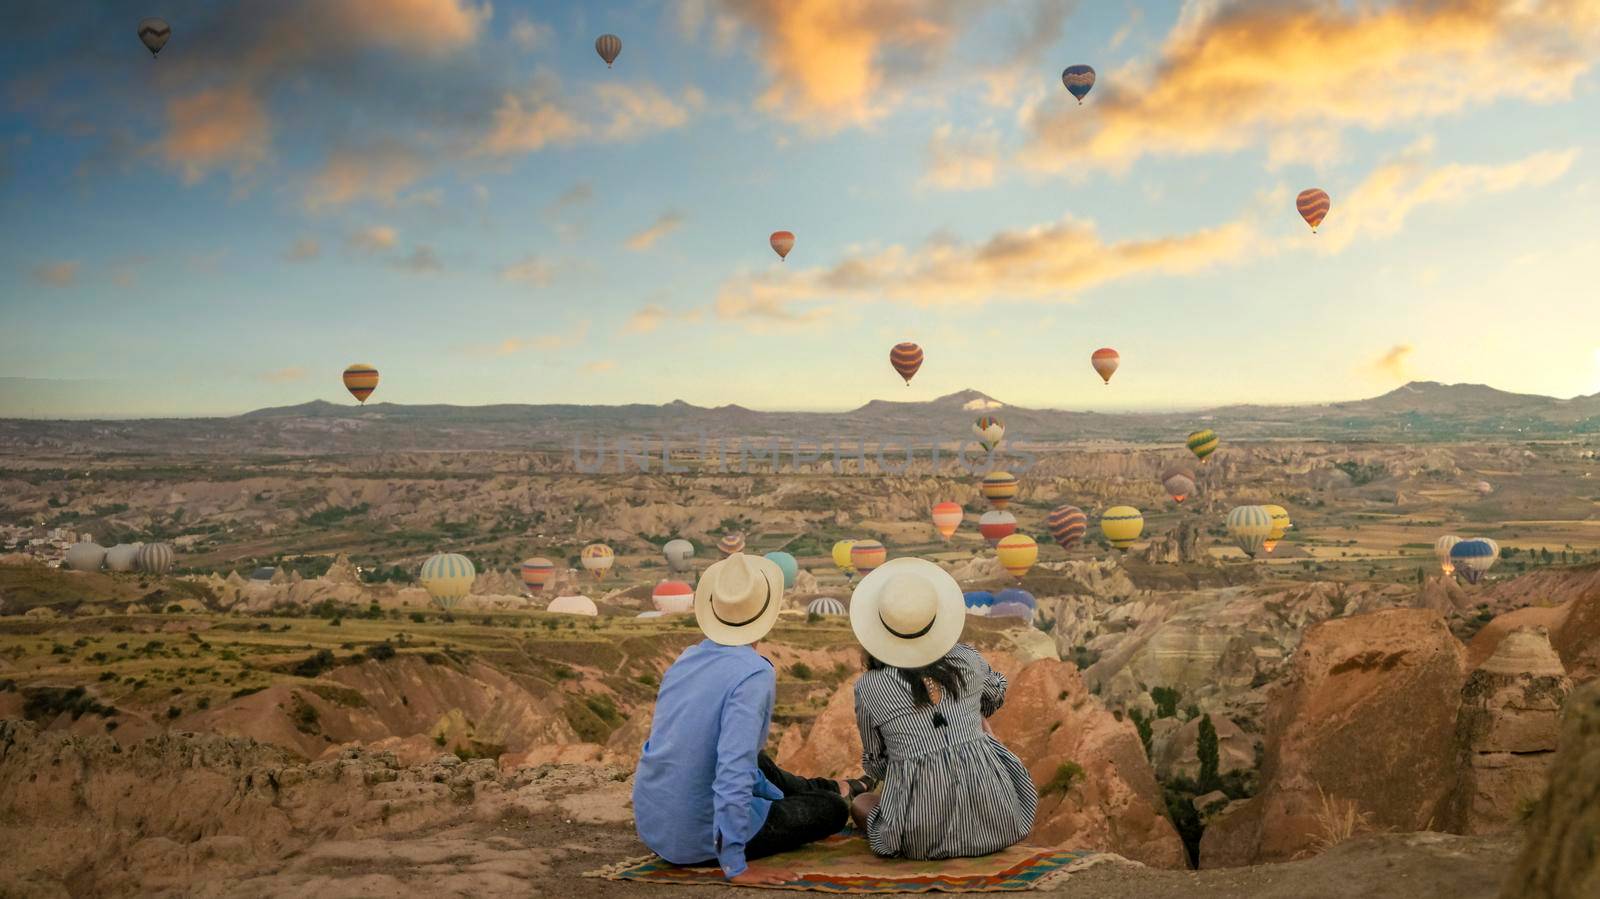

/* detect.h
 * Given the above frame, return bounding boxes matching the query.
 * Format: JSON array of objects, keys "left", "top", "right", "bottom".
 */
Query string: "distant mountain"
[{"left": 3, "top": 382, "right": 1597, "bottom": 455}]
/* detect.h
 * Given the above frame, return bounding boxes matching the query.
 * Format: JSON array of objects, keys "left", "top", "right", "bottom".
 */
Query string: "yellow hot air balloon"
[
  {"left": 980, "top": 471, "right": 1019, "bottom": 508},
  {"left": 831, "top": 539, "right": 857, "bottom": 581},
  {"left": 420, "top": 553, "right": 475, "bottom": 611},
  {"left": 1262, "top": 504, "right": 1291, "bottom": 553},
  {"left": 343, "top": 363, "right": 379, "bottom": 404},
  {"left": 1100, "top": 506, "right": 1144, "bottom": 549},
  {"left": 580, "top": 543, "right": 615, "bottom": 579},
  {"left": 995, "top": 534, "right": 1038, "bottom": 580}
]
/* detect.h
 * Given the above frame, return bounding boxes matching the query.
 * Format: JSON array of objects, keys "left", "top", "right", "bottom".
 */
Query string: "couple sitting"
[{"left": 633, "top": 553, "right": 1037, "bottom": 884}]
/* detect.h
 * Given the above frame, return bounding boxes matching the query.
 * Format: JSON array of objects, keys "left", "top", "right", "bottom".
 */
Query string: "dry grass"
[{"left": 1302, "top": 785, "right": 1375, "bottom": 857}]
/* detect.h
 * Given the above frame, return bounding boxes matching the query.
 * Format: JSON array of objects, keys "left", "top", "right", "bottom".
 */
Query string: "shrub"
[
  {"left": 288, "top": 693, "right": 320, "bottom": 734},
  {"left": 409, "top": 612, "right": 427, "bottom": 623},
  {"left": 1038, "top": 761, "right": 1084, "bottom": 797},
  {"left": 291, "top": 649, "right": 336, "bottom": 678},
  {"left": 1128, "top": 708, "right": 1154, "bottom": 759},
  {"left": 166, "top": 706, "right": 181, "bottom": 720},
  {"left": 365, "top": 642, "right": 397, "bottom": 662},
  {"left": 22, "top": 686, "right": 117, "bottom": 722},
  {"left": 789, "top": 662, "right": 815, "bottom": 680},
  {"left": 1150, "top": 686, "right": 1181, "bottom": 719}
]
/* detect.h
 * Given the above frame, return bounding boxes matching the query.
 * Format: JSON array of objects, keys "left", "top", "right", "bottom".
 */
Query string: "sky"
[{"left": 3, "top": 0, "right": 1600, "bottom": 418}]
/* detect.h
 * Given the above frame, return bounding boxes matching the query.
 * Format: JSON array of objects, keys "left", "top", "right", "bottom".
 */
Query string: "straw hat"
[
  {"left": 695, "top": 553, "right": 785, "bottom": 645},
  {"left": 849, "top": 558, "right": 965, "bottom": 669}
]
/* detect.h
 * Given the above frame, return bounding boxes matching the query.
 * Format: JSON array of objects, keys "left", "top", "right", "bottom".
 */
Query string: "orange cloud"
[
  {"left": 1373, "top": 344, "right": 1413, "bottom": 380},
  {"left": 33, "top": 261, "right": 79, "bottom": 287},
  {"left": 583, "top": 359, "right": 617, "bottom": 374},
  {"left": 477, "top": 80, "right": 701, "bottom": 156},
  {"left": 624, "top": 305, "right": 669, "bottom": 334},
  {"left": 923, "top": 124, "right": 1001, "bottom": 190},
  {"left": 477, "top": 320, "right": 592, "bottom": 357},
  {"left": 347, "top": 226, "right": 398, "bottom": 253},
  {"left": 160, "top": 86, "right": 270, "bottom": 184},
  {"left": 260, "top": 366, "right": 308, "bottom": 383},
  {"left": 393, "top": 246, "right": 442, "bottom": 273},
  {"left": 1022, "top": 0, "right": 1600, "bottom": 172},
  {"left": 500, "top": 255, "right": 553, "bottom": 286},
  {"left": 626, "top": 212, "right": 687, "bottom": 251},
  {"left": 305, "top": 140, "right": 428, "bottom": 210}
]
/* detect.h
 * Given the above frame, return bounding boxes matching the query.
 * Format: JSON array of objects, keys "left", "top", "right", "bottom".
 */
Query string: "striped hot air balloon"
[
  {"left": 889, "top": 342, "right": 923, "bottom": 385},
  {"left": 581, "top": 543, "right": 615, "bottom": 579},
  {"left": 1061, "top": 64, "right": 1096, "bottom": 103},
  {"left": 931, "top": 502, "right": 963, "bottom": 540},
  {"left": 717, "top": 533, "right": 746, "bottom": 557},
  {"left": 770, "top": 230, "right": 795, "bottom": 261},
  {"left": 1296, "top": 188, "right": 1330, "bottom": 232},
  {"left": 807, "top": 597, "right": 847, "bottom": 617},
  {"left": 343, "top": 364, "right": 379, "bottom": 404},
  {"left": 996, "top": 534, "right": 1038, "bottom": 579},
  {"left": 1186, "top": 429, "right": 1219, "bottom": 462},
  {"left": 521, "top": 557, "right": 555, "bottom": 593},
  {"left": 850, "top": 539, "right": 887, "bottom": 575},
  {"left": 832, "top": 540, "right": 857, "bottom": 580},
  {"left": 652, "top": 580, "right": 694, "bottom": 614},
  {"left": 1046, "top": 504, "right": 1088, "bottom": 550},
  {"left": 1450, "top": 539, "right": 1496, "bottom": 584},
  {"left": 1434, "top": 535, "right": 1461, "bottom": 574},
  {"left": 978, "top": 510, "right": 1017, "bottom": 546},
  {"left": 1101, "top": 506, "right": 1144, "bottom": 549},
  {"left": 420, "top": 553, "right": 475, "bottom": 610},
  {"left": 1262, "top": 504, "right": 1292, "bottom": 553},
  {"left": 595, "top": 33, "right": 621, "bottom": 67},
  {"left": 138, "top": 18, "right": 171, "bottom": 57},
  {"left": 1227, "top": 506, "right": 1273, "bottom": 558},
  {"left": 973, "top": 416, "right": 1005, "bottom": 452},
  {"left": 136, "top": 542, "right": 174, "bottom": 574},
  {"left": 963, "top": 591, "right": 995, "bottom": 616},
  {"left": 981, "top": 471, "right": 1019, "bottom": 508},
  {"left": 1091, "top": 348, "right": 1120, "bottom": 385},
  {"left": 991, "top": 587, "right": 1036, "bottom": 623}
]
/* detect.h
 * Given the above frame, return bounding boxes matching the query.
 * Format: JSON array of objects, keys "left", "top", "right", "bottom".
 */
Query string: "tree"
[
  {"left": 1151, "top": 686, "right": 1180, "bottom": 719},
  {"left": 1197, "top": 714, "right": 1221, "bottom": 793}
]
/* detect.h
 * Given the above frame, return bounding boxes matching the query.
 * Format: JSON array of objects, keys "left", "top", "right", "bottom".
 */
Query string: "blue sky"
[{"left": 3, "top": 0, "right": 1599, "bottom": 417}]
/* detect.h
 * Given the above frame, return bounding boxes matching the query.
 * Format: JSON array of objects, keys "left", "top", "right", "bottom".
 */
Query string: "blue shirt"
[{"left": 633, "top": 640, "right": 785, "bottom": 877}]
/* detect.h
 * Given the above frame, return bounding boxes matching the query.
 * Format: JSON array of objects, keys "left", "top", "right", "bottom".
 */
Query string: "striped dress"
[{"left": 853, "top": 643, "right": 1037, "bottom": 859}]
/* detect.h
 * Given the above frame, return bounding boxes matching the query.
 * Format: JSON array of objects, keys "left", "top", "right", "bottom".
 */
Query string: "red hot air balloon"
[
  {"left": 1091, "top": 348, "right": 1119, "bottom": 385},
  {"left": 1297, "top": 188, "right": 1330, "bottom": 232},
  {"left": 889, "top": 342, "right": 923, "bottom": 386},
  {"left": 978, "top": 510, "right": 1017, "bottom": 546},
  {"left": 770, "top": 230, "right": 795, "bottom": 261}
]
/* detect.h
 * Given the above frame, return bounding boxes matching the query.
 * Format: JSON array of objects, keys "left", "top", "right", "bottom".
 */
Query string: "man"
[{"left": 633, "top": 553, "right": 853, "bottom": 885}]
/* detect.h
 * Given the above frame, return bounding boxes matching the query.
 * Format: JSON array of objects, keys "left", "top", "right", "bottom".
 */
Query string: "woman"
[{"left": 847, "top": 558, "right": 1037, "bottom": 859}]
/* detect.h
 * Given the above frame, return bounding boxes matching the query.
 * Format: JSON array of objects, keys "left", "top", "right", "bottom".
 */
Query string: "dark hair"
[{"left": 865, "top": 651, "right": 963, "bottom": 708}]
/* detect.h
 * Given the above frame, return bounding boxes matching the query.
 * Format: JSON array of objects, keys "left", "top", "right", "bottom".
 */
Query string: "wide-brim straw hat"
[
  {"left": 849, "top": 558, "right": 965, "bottom": 669},
  {"left": 695, "top": 552, "right": 785, "bottom": 645}
]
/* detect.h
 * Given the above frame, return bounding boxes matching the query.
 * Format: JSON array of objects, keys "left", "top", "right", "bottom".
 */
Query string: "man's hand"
[{"left": 730, "top": 865, "right": 797, "bottom": 885}]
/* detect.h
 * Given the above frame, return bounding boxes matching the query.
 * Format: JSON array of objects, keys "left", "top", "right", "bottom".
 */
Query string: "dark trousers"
[{"left": 741, "top": 753, "right": 850, "bottom": 862}]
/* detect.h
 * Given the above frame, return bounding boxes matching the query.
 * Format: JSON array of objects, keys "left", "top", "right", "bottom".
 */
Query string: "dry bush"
[{"left": 1302, "top": 785, "right": 1375, "bottom": 857}]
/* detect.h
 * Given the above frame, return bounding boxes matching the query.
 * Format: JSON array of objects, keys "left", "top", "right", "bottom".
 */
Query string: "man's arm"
[{"left": 712, "top": 667, "right": 775, "bottom": 879}]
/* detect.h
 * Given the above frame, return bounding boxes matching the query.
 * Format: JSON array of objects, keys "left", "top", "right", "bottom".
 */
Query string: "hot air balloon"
[
  {"left": 1046, "top": 504, "right": 1088, "bottom": 550},
  {"left": 889, "top": 342, "right": 923, "bottom": 386},
  {"left": 931, "top": 502, "right": 963, "bottom": 540},
  {"left": 1434, "top": 535, "right": 1461, "bottom": 574},
  {"left": 1450, "top": 539, "right": 1496, "bottom": 584},
  {"left": 764, "top": 551, "right": 798, "bottom": 589},
  {"left": 105, "top": 543, "right": 143, "bottom": 572},
  {"left": 978, "top": 510, "right": 1018, "bottom": 546},
  {"left": 1481, "top": 538, "right": 1501, "bottom": 562},
  {"left": 981, "top": 471, "right": 1019, "bottom": 508},
  {"left": 138, "top": 18, "right": 171, "bottom": 57},
  {"left": 420, "top": 553, "right": 474, "bottom": 610},
  {"left": 1163, "top": 473, "right": 1197, "bottom": 504},
  {"left": 1227, "top": 506, "right": 1273, "bottom": 558},
  {"left": 549, "top": 594, "right": 599, "bottom": 616},
  {"left": 1475, "top": 481, "right": 1494, "bottom": 496},
  {"left": 652, "top": 580, "right": 694, "bottom": 614},
  {"left": 1296, "top": 188, "right": 1330, "bottom": 233},
  {"left": 850, "top": 540, "right": 887, "bottom": 575},
  {"left": 343, "top": 364, "right": 379, "bottom": 404},
  {"left": 832, "top": 540, "right": 857, "bottom": 581},
  {"left": 1101, "top": 506, "right": 1144, "bottom": 549},
  {"left": 770, "top": 230, "right": 795, "bottom": 261},
  {"left": 717, "top": 533, "right": 746, "bottom": 557},
  {"left": 996, "top": 534, "right": 1038, "bottom": 579},
  {"left": 580, "top": 543, "right": 614, "bottom": 579},
  {"left": 1061, "top": 64, "right": 1095, "bottom": 103},
  {"left": 595, "top": 33, "right": 621, "bottom": 67},
  {"left": 521, "top": 557, "right": 555, "bottom": 593},
  {"left": 1186, "top": 429, "right": 1219, "bottom": 463},
  {"left": 973, "top": 416, "right": 1005, "bottom": 453},
  {"left": 1262, "top": 504, "right": 1292, "bottom": 553},
  {"left": 1091, "top": 348, "right": 1120, "bottom": 385},
  {"left": 137, "top": 542, "right": 174, "bottom": 575},
  {"left": 807, "top": 597, "right": 847, "bottom": 617},
  {"left": 963, "top": 591, "right": 995, "bottom": 616},
  {"left": 663, "top": 538, "right": 695, "bottom": 574},
  {"left": 990, "top": 587, "right": 1036, "bottom": 623},
  {"left": 63, "top": 542, "right": 107, "bottom": 572}
]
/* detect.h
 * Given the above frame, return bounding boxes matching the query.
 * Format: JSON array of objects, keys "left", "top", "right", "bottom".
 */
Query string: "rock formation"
[{"left": 1498, "top": 678, "right": 1600, "bottom": 899}]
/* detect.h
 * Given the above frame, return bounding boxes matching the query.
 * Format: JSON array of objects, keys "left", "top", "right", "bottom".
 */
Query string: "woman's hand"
[
  {"left": 981, "top": 717, "right": 994, "bottom": 736},
  {"left": 730, "top": 865, "right": 797, "bottom": 885}
]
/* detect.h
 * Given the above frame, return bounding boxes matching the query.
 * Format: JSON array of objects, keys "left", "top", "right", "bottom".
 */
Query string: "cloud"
[
  {"left": 32, "top": 261, "right": 78, "bottom": 287},
  {"left": 1021, "top": 0, "right": 1600, "bottom": 172},
  {"left": 284, "top": 238, "right": 321, "bottom": 262},
  {"left": 159, "top": 85, "right": 271, "bottom": 184},
  {"left": 1320, "top": 145, "right": 1578, "bottom": 252},
  {"left": 923, "top": 124, "right": 1001, "bottom": 190},
  {"left": 347, "top": 226, "right": 399, "bottom": 253},
  {"left": 582, "top": 359, "right": 617, "bottom": 374},
  {"left": 500, "top": 255, "right": 553, "bottom": 286},
  {"left": 976, "top": 0, "right": 1078, "bottom": 106},
  {"left": 625, "top": 212, "right": 687, "bottom": 251},
  {"left": 550, "top": 181, "right": 593, "bottom": 211},
  {"left": 260, "top": 366, "right": 308, "bottom": 383},
  {"left": 477, "top": 79, "right": 702, "bottom": 156},
  {"left": 624, "top": 305, "right": 670, "bottom": 334},
  {"left": 509, "top": 17, "right": 552, "bottom": 51},
  {"left": 304, "top": 140, "right": 428, "bottom": 210},
  {"left": 713, "top": 213, "right": 1259, "bottom": 323},
  {"left": 393, "top": 245, "right": 442, "bottom": 272},
  {"left": 1373, "top": 345, "right": 1413, "bottom": 381},
  {"left": 478, "top": 320, "right": 591, "bottom": 356}
]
